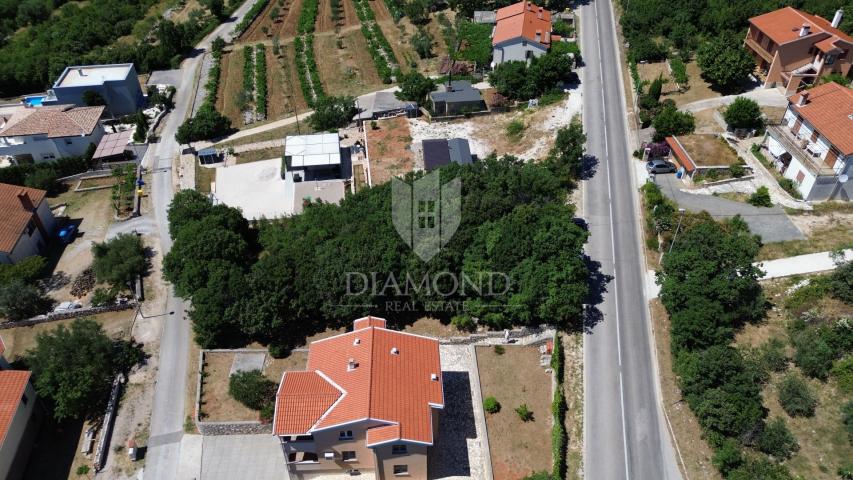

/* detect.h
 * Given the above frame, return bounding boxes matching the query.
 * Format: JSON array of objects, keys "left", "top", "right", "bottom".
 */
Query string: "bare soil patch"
[
  {"left": 367, "top": 0, "right": 392, "bottom": 22},
  {"left": 199, "top": 352, "right": 260, "bottom": 422},
  {"left": 366, "top": 116, "right": 414, "bottom": 184},
  {"left": 241, "top": 0, "right": 304, "bottom": 42},
  {"left": 401, "top": 317, "right": 465, "bottom": 338},
  {"left": 563, "top": 333, "right": 584, "bottom": 480},
  {"left": 675, "top": 134, "right": 741, "bottom": 167},
  {"left": 665, "top": 61, "right": 722, "bottom": 107},
  {"left": 314, "top": 29, "right": 387, "bottom": 97},
  {"left": 235, "top": 147, "right": 283, "bottom": 164},
  {"left": 264, "top": 350, "right": 309, "bottom": 382},
  {"left": 216, "top": 48, "right": 246, "bottom": 127},
  {"left": 77, "top": 176, "right": 118, "bottom": 189},
  {"left": 649, "top": 298, "right": 721, "bottom": 480},
  {"left": 692, "top": 108, "right": 724, "bottom": 134},
  {"left": 637, "top": 61, "right": 679, "bottom": 95},
  {"left": 476, "top": 345, "right": 553, "bottom": 480}
]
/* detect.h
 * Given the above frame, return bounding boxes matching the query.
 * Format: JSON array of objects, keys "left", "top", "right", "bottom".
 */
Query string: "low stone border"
[
  {"left": 699, "top": 174, "right": 756, "bottom": 187},
  {"left": 194, "top": 348, "right": 272, "bottom": 436},
  {"left": 469, "top": 344, "right": 495, "bottom": 480},
  {"left": 74, "top": 173, "right": 116, "bottom": 192},
  {"left": 0, "top": 302, "right": 137, "bottom": 330},
  {"left": 438, "top": 325, "right": 550, "bottom": 345}
]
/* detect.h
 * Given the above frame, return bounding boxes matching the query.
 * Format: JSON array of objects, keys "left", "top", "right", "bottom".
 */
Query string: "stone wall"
[
  {"left": 0, "top": 302, "right": 136, "bottom": 330},
  {"left": 196, "top": 421, "right": 272, "bottom": 436}
]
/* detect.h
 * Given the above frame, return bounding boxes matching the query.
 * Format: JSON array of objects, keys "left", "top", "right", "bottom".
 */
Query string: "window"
[
  {"left": 393, "top": 465, "right": 409, "bottom": 475},
  {"left": 392, "top": 444, "right": 408, "bottom": 455},
  {"left": 825, "top": 54, "right": 836, "bottom": 65},
  {"left": 21, "top": 393, "right": 28, "bottom": 406},
  {"left": 41, "top": 153, "right": 55, "bottom": 161},
  {"left": 339, "top": 430, "right": 354, "bottom": 440},
  {"left": 342, "top": 451, "right": 357, "bottom": 462},
  {"left": 796, "top": 170, "right": 805, "bottom": 184}
]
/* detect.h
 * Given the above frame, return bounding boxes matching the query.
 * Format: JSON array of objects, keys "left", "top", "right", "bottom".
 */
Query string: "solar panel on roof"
[{"left": 93, "top": 130, "right": 132, "bottom": 159}]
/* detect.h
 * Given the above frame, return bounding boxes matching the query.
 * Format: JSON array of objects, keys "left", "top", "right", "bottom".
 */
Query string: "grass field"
[{"left": 477, "top": 345, "right": 553, "bottom": 480}]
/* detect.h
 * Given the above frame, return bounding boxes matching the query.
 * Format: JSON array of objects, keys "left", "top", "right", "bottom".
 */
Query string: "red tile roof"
[
  {"left": 749, "top": 7, "right": 853, "bottom": 47},
  {"left": 0, "top": 183, "right": 47, "bottom": 254},
  {"left": 493, "top": 1, "right": 553, "bottom": 46},
  {"left": 665, "top": 136, "right": 696, "bottom": 173},
  {"left": 0, "top": 336, "right": 5, "bottom": 357},
  {"left": 274, "top": 316, "right": 444, "bottom": 444},
  {"left": 789, "top": 82, "right": 853, "bottom": 155},
  {"left": 0, "top": 371, "right": 30, "bottom": 448},
  {"left": 0, "top": 105, "right": 104, "bottom": 139},
  {"left": 366, "top": 424, "right": 401, "bottom": 446},
  {"left": 274, "top": 371, "right": 343, "bottom": 435}
]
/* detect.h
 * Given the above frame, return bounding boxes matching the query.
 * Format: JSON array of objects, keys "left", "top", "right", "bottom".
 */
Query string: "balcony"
[
  {"left": 745, "top": 37, "right": 774, "bottom": 63},
  {"left": 767, "top": 124, "right": 836, "bottom": 176}
]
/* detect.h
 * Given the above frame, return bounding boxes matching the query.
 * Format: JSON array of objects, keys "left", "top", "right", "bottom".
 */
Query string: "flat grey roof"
[
  {"left": 430, "top": 81, "right": 484, "bottom": 104},
  {"left": 54, "top": 64, "right": 134, "bottom": 88},
  {"left": 423, "top": 138, "right": 473, "bottom": 171}
]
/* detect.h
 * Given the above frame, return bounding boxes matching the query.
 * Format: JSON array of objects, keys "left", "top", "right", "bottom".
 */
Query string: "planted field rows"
[
  {"left": 313, "top": 29, "right": 387, "bottom": 98},
  {"left": 352, "top": 0, "right": 398, "bottom": 83},
  {"left": 239, "top": 0, "right": 305, "bottom": 42}
]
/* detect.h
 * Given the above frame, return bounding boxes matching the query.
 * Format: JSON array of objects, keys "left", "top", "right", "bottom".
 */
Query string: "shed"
[
  {"left": 423, "top": 138, "right": 474, "bottom": 171},
  {"left": 429, "top": 81, "right": 487, "bottom": 116}
]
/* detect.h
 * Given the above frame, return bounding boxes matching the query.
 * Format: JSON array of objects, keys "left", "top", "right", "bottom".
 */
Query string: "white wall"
[
  {"left": 783, "top": 155, "right": 818, "bottom": 198},
  {"left": 0, "top": 382, "right": 37, "bottom": 480},
  {"left": 492, "top": 39, "right": 548, "bottom": 64},
  {"left": 0, "top": 123, "right": 104, "bottom": 163}
]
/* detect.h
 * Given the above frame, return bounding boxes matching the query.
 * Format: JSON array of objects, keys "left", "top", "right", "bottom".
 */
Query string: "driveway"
[
  {"left": 200, "top": 435, "right": 287, "bottom": 480},
  {"left": 680, "top": 88, "right": 787, "bottom": 113},
  {"left": 655, "top": 174, "right": 804, "bottom": 243}
]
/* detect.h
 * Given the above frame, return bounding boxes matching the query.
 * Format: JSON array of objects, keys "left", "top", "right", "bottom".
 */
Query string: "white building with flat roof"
[
  {"left": 42, "top": 64, "right": 145, "bottom": 117},
  {"left": 284, "top": 133, "right": 342, "bottom": 169}
]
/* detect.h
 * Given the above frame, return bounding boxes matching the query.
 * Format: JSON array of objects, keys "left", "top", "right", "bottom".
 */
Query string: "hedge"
[
  {"left": 353, "top": 0, "right": 398, "bottom": 83},
  {"left": 550, "top": 333, "right": 568, "bottom": 480},
  {"left": 242, "top": 45, "right": 255, "bottom": 102},
  {"left": 297, "top": 0, "right": 319, "bottom": 34},
  {"left": 255, "top": 44, "right": 268, "bottom": 118},
  {"left": 234, "top": 0, "right": 271, "bottom": 37},
  {"left": 204, "top": 41, "right": 224, "bottom": 107}
]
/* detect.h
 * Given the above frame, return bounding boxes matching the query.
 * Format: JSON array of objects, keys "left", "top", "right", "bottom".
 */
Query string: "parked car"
[
  {"left": 646, "top": 159, "right": 677, "bottom": 174},
  {"left": 58, "top": 224, "right": 78, "bottom": 244}
]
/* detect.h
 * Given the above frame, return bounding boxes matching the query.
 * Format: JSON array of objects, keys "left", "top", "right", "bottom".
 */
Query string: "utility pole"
[{"left": 668, "top": 208, "right": 686, "bottom": 254}]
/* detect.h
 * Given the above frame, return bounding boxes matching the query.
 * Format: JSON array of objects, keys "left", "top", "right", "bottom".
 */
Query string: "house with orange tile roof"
[
  {"left": 0, "top": 104, "right": 105, "bottom": 164},
  {"left": 491, "top": 1, "right": 558, "bottom": 66},
  {"left": 274, "top": 316, "right": 443, "bottom": 479},
  {"left": 0, "top": 336, "right": 40, "bottom": 480},
  {"left": 0, "top": 183, "right": 57, "bottom": 264},
  {"left": 764, "top": 82, "right": 853, "bottom": 200},
  {"left": 744, "top": 7, "right": 852, "bottom": 95}
]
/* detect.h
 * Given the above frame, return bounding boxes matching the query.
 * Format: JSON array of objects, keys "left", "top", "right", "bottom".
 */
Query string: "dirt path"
[
  {"left": 317, "top": 0, "right": 335, "bottom": 32},
  {"left": 278, "top": 0, "right": 303, "bottom": 37},
  {"left": 240, "top": 0, "right": 304, "bottom": 42},
  {"left": 368, "top": 0, "right": 392, "bottom": 22},
  {"left": 342, "top": 0, "right": 360, "bottom": 27}
]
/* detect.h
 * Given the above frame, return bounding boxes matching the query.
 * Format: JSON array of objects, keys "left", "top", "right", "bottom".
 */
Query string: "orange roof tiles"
[
  {"left": 366, "top": 424, "right": 401, "bottom": 446},
  {"left": 789, "top": 82, "right": 853, "bottom": 155},
  {"left": 0, "top": 371, "right": 30, "bottom": 448},
  {"left": 0, "top": 105, "right": 104, "bottom": 139},
  {"left": 274, "top": 316, "right": 444, "bottom": 444},
  {"left": 749, "top": 7, "right": 853, "bottom": 46},
  {"left": 665, "top": 136, "right": 696, "bottom": 173},
  {"left": 274, "top": 371, "right": 342, "bottom": 435},
  {"left": 0, "top": 183, "right": 47, "bottom": 254},
  {"left": 493, "top": 1, "right": 553, "bottom": 46}
]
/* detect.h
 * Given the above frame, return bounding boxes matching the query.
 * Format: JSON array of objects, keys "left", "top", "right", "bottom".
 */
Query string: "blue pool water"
[{"left": 23, "top": 95, "right": 45, "bottom": 107}]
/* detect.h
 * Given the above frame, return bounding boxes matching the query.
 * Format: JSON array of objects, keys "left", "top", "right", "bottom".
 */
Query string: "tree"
[
  {"left": 669, "top": 298, "right": 735, "bottom": 352},
  {"left": 648, "top": 74, "right": 664, "bottom": 102},
  {"left": 629, "top": 37, "right": 667, "bottom": 62},
  {"left": 395, "top": 71, "right": 436, "bottom": 103},
  {"left": 92, "top": 233, "right": 147, "bottom": 289},
  {"left": 830, "top": 261, "right": 853, "bottom": 304},
  {"left": 82, "top": 90, "right": 106, "bottom": 107},
  {"left": 168, "top": 189, "right": 214, "bottom": 238},
  {"left": 727, "top": 457, "right": 796, "bottom": 480},
  {"left": 546, "top": 120, "right": 586, "bottom": 184},
  {"left": 652, "top": 104, "right": 695, "bottom": 140},
  {"left": 748, "top": 186, "right": 772, "bottom": 207},
  {"left": 133, "top": 112, "right": 149, "bottom": 143},
  {"left": 270, "top": 5, "right": 280, "bottom": 20},
  {"left": 229, "top": 369, "right": 277, "bottom": 410},
  {"left": 777, "top": 373, "right": 816, "bottom": 417},
  {"left": 757, "top": 417, "right": 798, "bottom": 459},
  {"left": 489, "top": 61, "right": 531, "bottom": 100},
  {"left": 402, "top": 0, "right": 430, "bottom": 23},
  {"left": 527, "top": 50, "right": 573, "bottom": 97},
  {"left": 175, "top": 105, "right": 232, "bottom": 144},
  {"left": 411, "top": 28, "right": 434, "bottom": 59},
  {"left": 27, "top": 319, "right": 142, "bottom": 420},
  {"left": 24, "top": 168, "right": 57, "bottom": 191},
  {"left": 697, "top": 34, "right": 754, "bottom": 90},
  {"left": 724, "top": 97, "right": 763, "bottom": 130},
  {"left": 0, "top": 279, "right": 53, "bottom": 321},
  {"left": 203, "top": 0, "right": 225, "bottom": 18},
  {"left": 712, "top": 438, "right": 743, "bottom": 475},
  {"left": 0, "top": 256, "right": 47, "bottom": 286},
  {"left": 308, "top": 95, "right": 356, "bottom": 131}
]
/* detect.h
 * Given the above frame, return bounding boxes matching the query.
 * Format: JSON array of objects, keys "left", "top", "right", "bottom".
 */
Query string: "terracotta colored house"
[
  {"left": 0, "top": 183, "right": 57, "bottom": 264},
  {"left": 744, "top": 7, "right": 852, "bottom": 94},
  {"left": 0, "top": 337, "right": 40, "bottom": 480},
  {"left": 764, "top": 82, "right": 853, "bottom": 201},
  {"left": 273, "top": 316, "right": 443, "bottom": 480},
  {"left": 491, "top": 1, "right": 559, "bottom": 65}
]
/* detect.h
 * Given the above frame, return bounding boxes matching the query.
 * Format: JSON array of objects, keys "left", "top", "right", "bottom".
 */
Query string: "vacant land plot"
[
  {"left": 77, "top": 176, "right": 118, "bottom": 189},
  {"left": 235, "top": 147, "right": 282, "bottom": 164},
  {"left": 1, "top": 310, "right": 135, "bottom": 361},
  {"left": 676, "top": 134, "right": 742, "bottom": 167},
  {"left": 196, "top": 162, "right": 216, "bottom": 193},
  {"left": 759, "top": 209, "right": 853, "bottom": 260},
  {"left": 477, "top": 345, "right": 553, "bottom": 480},
  {"left": 314, "top": 30, "right": 387, "bottom": 97},
  {"left": 263, "top": 350, "right": 308, "bottom": 382},
  {"left": 199, "top": 352, "right": 261, "bottom": 422},
  {"left": 216, "top": 48, "right": 248, "bottom": 127},
  {"left": 664, "top": 61, "right": 721, "bottom": 107},
  {"left": 366, "top": 116, "right": 414, "bottom": 184},
  {"left": 268, "top": 44, "right": 308, "bottom": 118},
  {"left": 240, "top": 0, "right": 305, "bottom": 42},
  {"left": 217, "top": 122, "right": 315, "bottom": 149},
  {"left": 637, "top": 61, "right": 679, "bottom": 95}
]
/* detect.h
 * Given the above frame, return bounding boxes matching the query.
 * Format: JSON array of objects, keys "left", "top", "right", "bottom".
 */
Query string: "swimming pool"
[{"left": 23, "top": 95, "right": 45, "bottom": 107}]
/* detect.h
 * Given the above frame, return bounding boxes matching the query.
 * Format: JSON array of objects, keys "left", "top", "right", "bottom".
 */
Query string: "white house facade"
[{"left": 0, "top": 105, "right": 105, "bottom": 164}]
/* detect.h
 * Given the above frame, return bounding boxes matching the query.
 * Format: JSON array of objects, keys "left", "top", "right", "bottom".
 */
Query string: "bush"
[
  {"left": 228, "top": 370, "right": 277, "bottom": 410},
  {"left": 748, "top": 186, "right": 772, "bottom": 207},
  {"left": 757, "top": 417, "right": 798, "bottom": 459},
  {"left": 830, "top": 261, "right": 853, "bottom": 304},
  {"left": 629, "top": 36, "right": 667, "bottom": 62},
  {"left": 792, "top": 325, "right": 842, "bottom": 379},
  {"left": 515, "top": 403, "right": 533, "bottom": 422},
  {"left": 724, "top": 97, "right": 763, "bottom": 130},
  {"left": 652, "top": 104, "right": 695, "bottom": 141},
  {"left": 729, "top": 162, "right": 745, "bottom": 178},
  {"left": 506, "top": 119, "right": 525, "bottom": 140},
  {"left": 0, "top": 256, "right": 47, "bottom": 286},
  {"left": 450, "top": 314, "right": 475, "bottom": 332},
  {"left": 493, "top": 345, "right": 505, "bottom": 355},
  {"left": 670, "top": 56, "right": 688, "bottom": 85},
  {"left": 309, "top": 95, "right": 357, "bottom": 131},
  {"left": 832, "top": 356, "right": 853, "bottom": 394},
  {"left": 840, "top": 462, "right": 853, "bottom": 480},
  {"left": 712, "top": 438, "right": 743, "bottom": 475},
  {"left": 91, "top": 287, "right": 118, "bottom": 307},
  {"left": 551, "top": 334, "right": 564, "bottom": 380},
  {"left": 777, "top": 373, "right": 816, "bottom": 417},
  {"left": 175, "top": 105, "right": 232, "bottom": 144},
  {"left": 483, "top": 396, "right": 501, "bottom": 413},
  {"left": 0, "top": 279, "right": 54, "bottom": 321},
  {"left": 843, "top": 401, "right": 853, "bottom": 443},
  {"left": 757, "top": 337, "right": 788, "bottom": 373},
  {"left": 728, "top": 456, "right": 796, "bottom": 480},
  {"left": 255, "top": 44, "right": 268, "bottom": 118}
]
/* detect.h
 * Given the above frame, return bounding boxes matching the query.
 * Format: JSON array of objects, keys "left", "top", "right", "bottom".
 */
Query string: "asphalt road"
[
  {"left": 579, "top": 1, "right": 682, "bottom": 479},
  {"left": 143, "top": 1, "right": 259, "bottom": 478}
]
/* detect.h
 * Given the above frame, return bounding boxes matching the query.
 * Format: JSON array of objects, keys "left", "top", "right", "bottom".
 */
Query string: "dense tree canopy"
[
  {"left": 697, "top": 34, "right": 756, "bottom": 91},
  {"left": 396, "top": 71, "right": 436, "bottom": 103},
  {"left": 92, "top": 233, "right": 146, "bottom": 289},
  {"left": 490, "top": 50, "right": 573, "bottom": 101},
  {"left": 724, "top": 97, "right": 764, "bottom": 130},
  {"left": 0, "top": 279, "right": 54, "bottom": 321},
  {"left": 309, "top": 96, "right": 358, "bottom": 131},
  {"left": 175, "top": 105, "right": 232, "bottom": 144},
  {"left": 652, "top": 104, "right": 696, "bottom": 141}
]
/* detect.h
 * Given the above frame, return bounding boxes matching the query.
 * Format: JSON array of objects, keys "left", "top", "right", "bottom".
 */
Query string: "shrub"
[
  {"left": 777, "top": 373, "right": 816, "bottom": 417},
  {"left": 450, "top": 314, "right": 475, "bottom": 332},
  {"left": 234, "top": 0, "right": 270, "bottom": 35},
  {"left": 843, "top": 401, "right": 853, "bottom": 443},
  {"left": 729, "top": 161, "right": 746, "bottom": 178},
  {"left": 629, "top": 36, "right": 667, "bottom": 62},
  {"left": 255, "top": 44, "right": 268, "bottom": 118},
  {"left": 506, "top": 119, "right": 525, "bottom": 140},
  {"left": 830, "top": 261, "right": 853, "bottom": 304},
  {"left": 652, "top": 104, "right": 695, "bottom": 141},
  {"left": 776, "top": 177, "right": 802, "bottom": 199},
  {"left": 724, "top": 97, "right": 763, "bottom": 130},
  {"left": 792, "top": 325, "right": 840, "bottom": 379},
  {"left": 748, "top": 186, "right": 772, "bottom": 207},
  {"left": 757, "top": 417, "right": 798, "bottom": 459},
  {"left": 670, "top": 56, "right": 688, "bottom": 85},
  {"left": 757, "top": 337, "right": 788, "bottom": 373},
  {"left": 229, "top": 370, "right": 277, "bottom": 410},
  {"left": 832, "top": 356, "right": 853, "bottom": 394},
  {"left": 515, "top": 403, "right": 533, "bottom": 422},
  {"left": 483, "top": 396, "right": 501, "bottom": 413},
  {"left": 728, "top": 456, "right": 796, "bottom": 480},
  {"left": 551, "top": 334, "right": 564, "bottom": 380},
  {"left": 712, "top": 438, "right": 743, "bottom": 475},
  {"left": 91, "top": 287, "right": 118, "bottom": 307},
  {"left": 840, "top": 462, "right": 853, "bottom": 480},
  {"left": 493, "top": 345, "right": 505, "bottom": 355}
]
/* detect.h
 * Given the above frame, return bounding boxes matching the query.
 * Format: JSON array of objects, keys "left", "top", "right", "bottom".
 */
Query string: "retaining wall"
[{"left": 0, "top": 302, "right": 136, "bottom": 330}]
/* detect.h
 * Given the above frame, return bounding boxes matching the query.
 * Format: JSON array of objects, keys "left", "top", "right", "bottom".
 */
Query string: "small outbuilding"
[
  {"left": 422, "top": 138, "right": 474, "bottom": 171},
  {"left": 429, "top": 81, "right": 487, "bottom": 117}
]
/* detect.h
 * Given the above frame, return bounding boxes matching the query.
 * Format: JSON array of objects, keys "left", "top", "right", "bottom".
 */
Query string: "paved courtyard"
[{"left": 199, "top": 434, "right": 287, "bottom": 480}]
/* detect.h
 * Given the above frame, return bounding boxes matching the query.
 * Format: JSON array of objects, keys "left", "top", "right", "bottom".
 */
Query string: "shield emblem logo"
[{"left": 392, "top": 170, "right": 461, "bottom": 262}]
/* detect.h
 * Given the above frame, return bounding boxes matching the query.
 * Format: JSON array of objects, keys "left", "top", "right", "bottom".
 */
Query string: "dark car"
[
  {"left": 58, "top": 224, "right": 78, "bottom": 244},
  {"left": 646, "top": 159, "right": 677, "bottom": 174}
]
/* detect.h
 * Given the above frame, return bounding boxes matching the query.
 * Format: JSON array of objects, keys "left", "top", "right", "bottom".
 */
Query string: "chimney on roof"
[
  {"left": 347, "top": 358, "right": 358, "bottom": 370},
  {"left": 77, "top": 68, "right": 86, "bottom": 76},
  {"left": 430, "top": 373, "right": 439, "bottom": 381},
  {"left": 797, "top": 91, "right": 809, "bottom": 106},
  {"left": 799, "top": 23, "right": 811, "bottom": 37},
  {"left": 17, "top": 191, "right": 34, "bottom": 211},
  {"left": 390, "top": 347, "right": 399, "bottom": 355},
  {"left": 353, "top": 338, "right": 361, "bottom": 346},
  {"left": 832, "top": 9, "right": 843, "bottom": 28}
]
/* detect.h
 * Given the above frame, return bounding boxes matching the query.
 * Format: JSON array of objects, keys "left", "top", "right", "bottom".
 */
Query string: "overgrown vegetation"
[
  {"left": 92, "top": 233, "right": 146, "bottom": 290},
  {"left": 229, "top": 369, "right": 277, "bottom": 414},
  {"left": 234, "top": 0, "right": 271, "bottom": 36},
  {"left": 255, "top": 44, "right": 268, "bottom": 119},
  {"left": 489, "top": 51, "right": 574, "bottom": 101},
  {"left": 551, "top": 333, "right": 567, "bottom": 480}
]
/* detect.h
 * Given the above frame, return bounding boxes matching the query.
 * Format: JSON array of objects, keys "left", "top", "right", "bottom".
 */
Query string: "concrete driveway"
[{"left": 655, "top": 174, "right": 804, "bottom": 243}]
